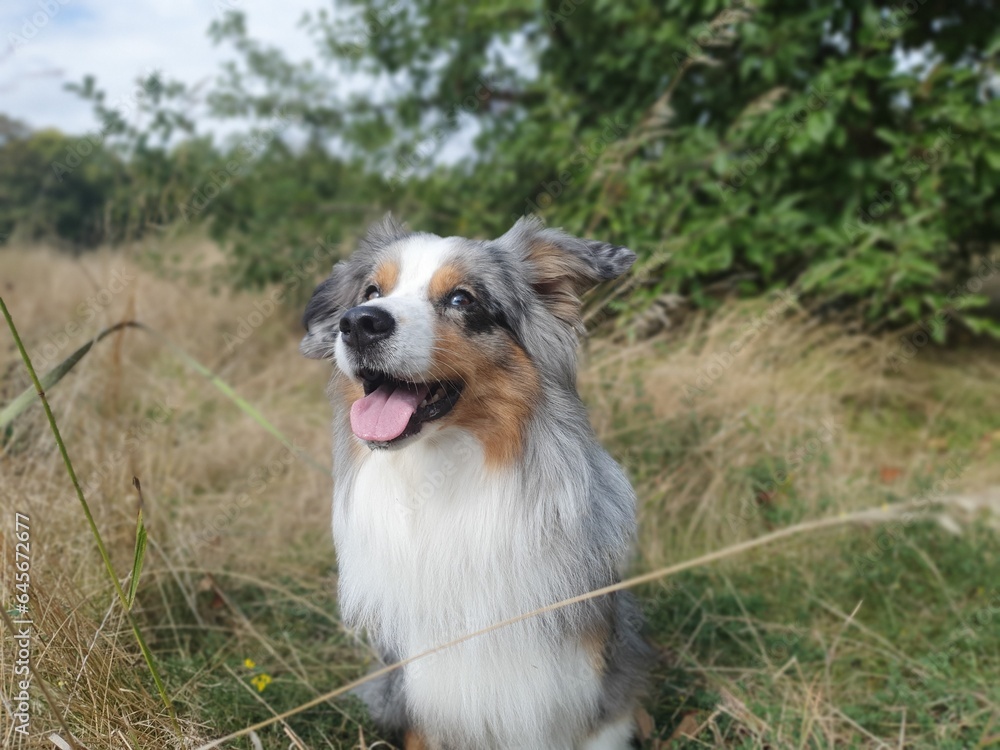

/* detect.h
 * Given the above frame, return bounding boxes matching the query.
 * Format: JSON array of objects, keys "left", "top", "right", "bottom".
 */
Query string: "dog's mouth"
[{"left": 349, "top": 369, "right": 463, "bottom": 447}]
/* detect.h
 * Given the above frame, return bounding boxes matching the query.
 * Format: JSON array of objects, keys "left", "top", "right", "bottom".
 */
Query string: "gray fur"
[{"left": 354, "top": 649, "right": 410, "bottom": 736}]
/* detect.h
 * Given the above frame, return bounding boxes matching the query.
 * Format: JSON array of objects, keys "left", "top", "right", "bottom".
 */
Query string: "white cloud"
[
  {"left": 0, "top": 0, "right": 331, "bottom": 136},
  {"left": 0, "top": 0, "right": 486, "bottom": 165}
]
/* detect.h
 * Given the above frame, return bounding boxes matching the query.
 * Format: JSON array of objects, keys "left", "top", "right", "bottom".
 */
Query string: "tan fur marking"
[
  {"left": 372, "top": 258, "right": 400, "bottom": 296},
  {"left": 526, "top": 241, "right": 589, "bottom": 329},
  {"left": 634, "top": 707, "right": 655, "bottom": 741},
  {"left": 429, "top": 322, "right": 541, "bottom": 469},
  {"left": 581, "top": 621, "right": 610, "bottom": 675},
  {"left": 403, "top": 730, "right": 429, "bottom": 750},
  {"left": 427, "top": 263, "right": 466, "bottom": 303}
]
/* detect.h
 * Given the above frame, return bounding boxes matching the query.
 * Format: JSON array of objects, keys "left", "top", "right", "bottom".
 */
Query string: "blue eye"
[{"left": 448, "top": 290, "right": 474, "bottom": 308}]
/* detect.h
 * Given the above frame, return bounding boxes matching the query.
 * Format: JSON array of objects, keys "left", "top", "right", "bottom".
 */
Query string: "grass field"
[{"left": 1, "top": 241, "right": 999, "bottom": 749}]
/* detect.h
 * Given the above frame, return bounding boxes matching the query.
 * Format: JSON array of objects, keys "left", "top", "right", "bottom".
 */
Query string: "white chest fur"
[{"left": 333, "top": 431, "right": 603, "bottom": 749}]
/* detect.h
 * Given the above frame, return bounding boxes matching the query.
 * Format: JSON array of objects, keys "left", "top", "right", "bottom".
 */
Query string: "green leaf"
[
  {"left": 125, "top": 478, "right": 148, "bottom": 611},
  {"left": 0, "top": 322, "right": 141, "bottom": 431},
  {"left": 806, "top": 110, "right": 835, "bottom": 144},
  {"left": 874, "top": 127, "right": 902, "bottom": 147},
  {"left": 963, "top": 315, "right": 1000, "bottom": 338}
]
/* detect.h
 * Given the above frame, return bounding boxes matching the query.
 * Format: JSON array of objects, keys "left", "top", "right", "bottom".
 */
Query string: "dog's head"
[{"left": 301, "top": 215, "right": 634, "bottom": 463}]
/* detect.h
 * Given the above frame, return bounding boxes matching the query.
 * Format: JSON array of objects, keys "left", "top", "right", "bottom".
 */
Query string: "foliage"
[
  {"left": 202, "top": 141, "right": 388, "bottom": 290},
  {"left": 0, "top": 119, "right": 120, "bottom": 246},
  {"left": 296, "top": 0, "right": 1000, "bottom": 335},
  {"left": 2, "top": 1, "right": 1000, "bottom": 337}
]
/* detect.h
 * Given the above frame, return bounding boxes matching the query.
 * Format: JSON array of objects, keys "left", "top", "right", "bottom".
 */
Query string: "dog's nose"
[{"left": 340, "top": 305, "right": 396, "bottom": 351}]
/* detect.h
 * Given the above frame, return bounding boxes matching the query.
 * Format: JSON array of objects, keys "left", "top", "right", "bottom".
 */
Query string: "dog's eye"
[
  {"left": 447, "top": 290, "right": 474, "bottom": 308},
  {"left": 364, "top": 285, "right": 381, "bottom": 301}
]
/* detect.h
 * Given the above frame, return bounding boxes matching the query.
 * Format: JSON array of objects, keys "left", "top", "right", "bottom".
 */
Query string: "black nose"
[{"left": 340, "top": 305, "right": 396, "bottom": 351}]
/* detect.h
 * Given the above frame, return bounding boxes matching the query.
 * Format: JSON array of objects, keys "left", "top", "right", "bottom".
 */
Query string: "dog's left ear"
[
  {"left": 300, "top": 262, "right": 355, "bottom": 359},
  {"left": 498, "top": 216, "right": 636, "bottom": 329}
]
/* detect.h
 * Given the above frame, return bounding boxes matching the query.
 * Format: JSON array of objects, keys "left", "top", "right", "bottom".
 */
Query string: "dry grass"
[
  {"left": 584, "top": 301, "right": 1000, "bottom": 561},
  {"left": 2, "top": 243, "right": 347, "bottom": 748},
  {"left": 1, "top": 241, "right": 998, "bottom": 748}
]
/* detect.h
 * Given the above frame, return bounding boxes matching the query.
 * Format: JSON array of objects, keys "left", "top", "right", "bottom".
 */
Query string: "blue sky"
[{"left": 1, "top": 0, "right": 326, "bottom": 137}]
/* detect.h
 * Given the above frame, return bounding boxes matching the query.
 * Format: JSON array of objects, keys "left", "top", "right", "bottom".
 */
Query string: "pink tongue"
[{"left": 350, "top": 382, "right": 431, "bottom": 442}]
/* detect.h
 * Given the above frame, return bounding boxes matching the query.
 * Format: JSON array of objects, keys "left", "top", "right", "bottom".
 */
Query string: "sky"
[
  {"left": 0, "top": 0, "right": 485, "bottom": 163},
  {"left": 0, "top": 0, "right": 327, "bottom": 137}
]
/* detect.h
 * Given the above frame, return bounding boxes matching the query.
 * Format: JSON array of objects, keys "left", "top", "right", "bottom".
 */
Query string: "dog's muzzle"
[{"left": 340, "top": 305, "right": 396, "bottom": 353}]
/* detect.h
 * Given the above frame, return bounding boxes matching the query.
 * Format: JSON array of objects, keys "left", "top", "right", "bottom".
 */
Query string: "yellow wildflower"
[{"left": 250, "top": 673, "right": 272, "bottom": 693}]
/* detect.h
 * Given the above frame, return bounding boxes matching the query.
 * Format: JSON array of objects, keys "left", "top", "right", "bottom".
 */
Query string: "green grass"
[
  {"left": 137, "top": 523, "right": 1000, "bottom": 749},
  {"left": 636, "top": 519, "right": 1000, "bottom": 747},
  {"left": 148, "top": 575, "right": 378, "bottom": 749}
]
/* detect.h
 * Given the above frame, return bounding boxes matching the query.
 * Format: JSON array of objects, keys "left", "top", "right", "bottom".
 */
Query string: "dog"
[{"left": 301, "top": 215, "right": 650, "bottom": 749}]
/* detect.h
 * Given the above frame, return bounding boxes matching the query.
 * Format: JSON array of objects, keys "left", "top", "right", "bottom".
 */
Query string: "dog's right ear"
[
  {"left": 300, "top": 262, "right": 355, "bottom": 360},
  {"left": 497, "top": 216, "right": 635, "bottom": 331}
]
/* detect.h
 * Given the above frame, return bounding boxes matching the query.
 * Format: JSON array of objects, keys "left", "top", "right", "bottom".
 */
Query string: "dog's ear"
[
  {"left": 497, "top": 216, "right": 635, "bottom": 330},
  {"left": 300, "top": 262, "right": 355, "bottom": 359}
]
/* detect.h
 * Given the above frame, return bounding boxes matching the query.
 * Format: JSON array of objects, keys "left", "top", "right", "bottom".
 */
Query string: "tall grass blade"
[
  {"left": 0, "top": 318, "right": 329, "bottom": 475},
  {"left": 126, "top": 477, "right": 148, "bottom": 611},
  {"left": 0, "top": 321, "right": 140, "bottom": 430},
  {"left": 136, "top": 323, "right": 330, "bottom": 475},
  {"left": 0, "top": 298, "right": 181, "bottom": 737}
]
